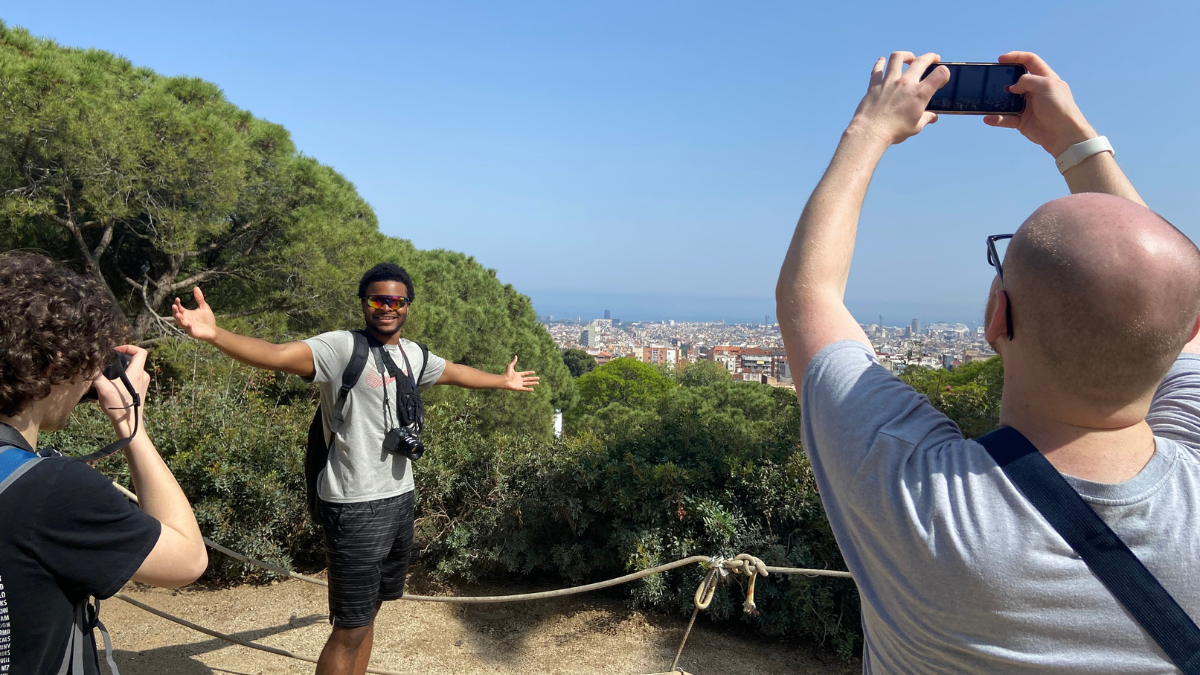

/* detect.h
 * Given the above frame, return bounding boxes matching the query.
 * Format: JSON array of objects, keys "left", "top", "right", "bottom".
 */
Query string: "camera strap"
[
  {"left": 77, "top": 354, "right": 141, "bottom": 465},
  {"left": 978, "top": 426, "right": 1200, "bottom": 673},
  {"left": 365, "top": 334, "right": 423, "bottom": 430}
]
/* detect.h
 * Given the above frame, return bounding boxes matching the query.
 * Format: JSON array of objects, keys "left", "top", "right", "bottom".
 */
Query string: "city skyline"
[{"left": 532, "top": 292, "right": 988, "bottom": 328}]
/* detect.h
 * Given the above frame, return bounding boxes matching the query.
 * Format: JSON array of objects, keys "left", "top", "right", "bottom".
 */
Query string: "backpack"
[
  {"left": 304, "top": 330, "right": 429, "bottom": 522},
  {"left": 0, "top": 424, "right": 123, "bottom": 675}
]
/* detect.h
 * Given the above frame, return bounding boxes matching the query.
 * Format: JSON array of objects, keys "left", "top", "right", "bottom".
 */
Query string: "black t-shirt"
[{"left": 0, "top": 455, "right": 160, "bottom": 675}]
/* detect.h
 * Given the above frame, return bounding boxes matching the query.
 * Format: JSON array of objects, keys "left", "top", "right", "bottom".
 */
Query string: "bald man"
[{"left": 777, "top": 51, "right": 1200, "bottom": 674}]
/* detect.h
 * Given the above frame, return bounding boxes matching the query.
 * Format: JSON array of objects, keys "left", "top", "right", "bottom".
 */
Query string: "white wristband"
[{"left": 1055, "top": 136, "right": 1114, "bottom": 174}]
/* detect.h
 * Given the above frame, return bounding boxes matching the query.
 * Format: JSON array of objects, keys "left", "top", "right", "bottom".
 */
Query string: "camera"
[
  {"left": 80, "top": 351, "right": 133, "bottom": 401},
  {"left": 383, "top": 425, "right": 425, "bottom": 461}
]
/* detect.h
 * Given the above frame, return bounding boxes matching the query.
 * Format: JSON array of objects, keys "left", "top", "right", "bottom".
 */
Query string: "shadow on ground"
[{"left": 111, "top": 613, "right": 324, "bottom": 675}]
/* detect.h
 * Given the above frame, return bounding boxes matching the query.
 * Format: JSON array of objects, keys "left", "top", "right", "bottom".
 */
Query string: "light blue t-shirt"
[{"left": 802, "top": 341, "right": 1200, "bottom": 674}]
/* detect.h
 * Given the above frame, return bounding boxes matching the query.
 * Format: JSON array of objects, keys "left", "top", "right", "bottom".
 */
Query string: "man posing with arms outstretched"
[
  {"left": 172, "top": 262, "right": 538, "bottom": 675},
  {"left": 777, "top": 51, "right": 1200, "bottom": 673}
]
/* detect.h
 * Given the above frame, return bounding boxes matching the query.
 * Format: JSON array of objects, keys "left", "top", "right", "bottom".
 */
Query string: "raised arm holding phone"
[{"left": 778, "top": 51, "right": 1200, "bottom": 673}]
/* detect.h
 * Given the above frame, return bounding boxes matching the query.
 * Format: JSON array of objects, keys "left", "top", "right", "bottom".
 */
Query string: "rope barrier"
[
  {"left": 109, "top": 480, "right": 852, "bottom": 673},
  {"left": 111, "top": 592, "right": 407, "bottom": 675}
]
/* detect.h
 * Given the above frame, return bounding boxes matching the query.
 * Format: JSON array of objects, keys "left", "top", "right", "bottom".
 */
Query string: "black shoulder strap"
[
  {"left": 416, "top": 342, "right": 430, "bottom": 386},
  {"left": 331, "top": 331, "right": 372, "bottom": 435},
  {"left": 0, "top": 422, "right": 34, "bottom": 453},
  {"left": 978, "top": 426, "right": 1200, "bottom": 673}
]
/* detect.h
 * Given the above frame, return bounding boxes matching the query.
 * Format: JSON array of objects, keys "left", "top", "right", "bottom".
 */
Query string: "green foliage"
[
  {"left": 899, "top": 356, "right": 1004, "bottom": 438},
  {"left": 561, "top": 348, "right": 597, "bottom": 378},
  {"left": 677, "top": 359, "right": 733, "bottom": 388},
  {"left": 573, "top": 357, "right": 676, "bottom": 411},
  {"left": 0, "top": 22, "right": 381, "bottom": 341},
  {"left": 416, "top": 379, "right": 860, "bottom": 658}
]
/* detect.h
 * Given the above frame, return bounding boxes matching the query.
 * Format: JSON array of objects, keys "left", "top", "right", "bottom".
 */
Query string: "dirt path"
[{"left": 103, "top": 574, "right": 858, "bottom": 675}]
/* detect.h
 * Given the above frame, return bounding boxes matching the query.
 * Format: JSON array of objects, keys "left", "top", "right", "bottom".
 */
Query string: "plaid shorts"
[{"left": 319, "top": 491, "right": 415, "bottom": 628}]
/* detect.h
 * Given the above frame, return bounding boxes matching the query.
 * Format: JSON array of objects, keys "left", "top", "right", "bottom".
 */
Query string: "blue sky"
[{"left": 5, "top": 1, "right": 1197, "bottom": 325}]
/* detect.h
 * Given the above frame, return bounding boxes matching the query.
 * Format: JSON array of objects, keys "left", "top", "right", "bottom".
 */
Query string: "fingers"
[
  {"left": 869, "top": 56, "right": 885, "bottom": 89},
  {"left": 998, "top": 51, "right": 1057, "bottom": 78},
  {"left": 921, "top": 64, "right": 950, "bottom": 93},
  {"left": 917, "top": 111, "right": 938, "bottom": 129},
  {"left": 194, "top": 286, "right": 208, "bottom": 309},
  {"left": 116, "top": 344, "right": 150, "bottom": 375},
  {"left": 983, "top": 114, "right": 1020, "bottom": 128},
  {"left": 908, "top": 52, "right": 941, "bottom": 82},
  {"left": 517, "top": 370, "right": 537, "bottom": 377},
  {"left": 1007, "top": 73, "right": 1048, "bottom": 96},
  {"left": 885, "top": 51, "right": 914, "bottom": 82}
]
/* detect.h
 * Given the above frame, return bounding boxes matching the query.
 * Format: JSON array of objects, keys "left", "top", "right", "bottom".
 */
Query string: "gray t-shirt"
[
  {"left": 802, "top": 341, "right": 1200, "bottom": 674},
  {"left": 304, "top": 331, "right": 447, "bottom": 503}
]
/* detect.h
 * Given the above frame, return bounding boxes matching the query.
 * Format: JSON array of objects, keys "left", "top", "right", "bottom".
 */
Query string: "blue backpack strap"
[
  {"left": 0, "top": 446, "right": 40, "bottom": 493},
  {"left": 0, "top": 423, "right": 39, "bottom": 491},
  {"left": 978, "top": 426, "right": 1200, "bottom": 673}
]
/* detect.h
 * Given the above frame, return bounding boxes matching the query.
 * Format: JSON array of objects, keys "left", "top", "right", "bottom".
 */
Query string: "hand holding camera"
[{"left": 91, "top": 345, "right": 150, "bottom": 440}]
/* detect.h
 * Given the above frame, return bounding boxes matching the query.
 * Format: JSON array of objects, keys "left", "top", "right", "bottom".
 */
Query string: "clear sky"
[{"left": 5, "top": 1, "right": 1197, "bottom": 325}]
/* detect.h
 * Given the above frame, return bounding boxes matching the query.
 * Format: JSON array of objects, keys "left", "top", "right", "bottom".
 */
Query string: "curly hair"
[
  {"left": 0, "top": 252, "right": 128, "bottom": 417},
  {"left": 358, "top": 262, "right": 415, "bottom": 301}
]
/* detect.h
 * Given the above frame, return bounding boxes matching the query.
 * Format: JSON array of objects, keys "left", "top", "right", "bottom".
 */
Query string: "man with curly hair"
[{"left": 0, "top": 251, "right": 208, "bottom": 674}]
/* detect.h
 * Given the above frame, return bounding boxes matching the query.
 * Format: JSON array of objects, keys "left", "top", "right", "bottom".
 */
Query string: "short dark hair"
[
  {"left": 0, "top": 252, "right": 128, "bottom": 416},
  {"left": 358, "top": 263, "right": 415, "bottom": 301}
]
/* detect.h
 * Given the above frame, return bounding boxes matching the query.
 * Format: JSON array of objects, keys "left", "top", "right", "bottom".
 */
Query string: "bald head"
[{"left": 1003, "top": 193, "right": 1200, "bottom": 406}]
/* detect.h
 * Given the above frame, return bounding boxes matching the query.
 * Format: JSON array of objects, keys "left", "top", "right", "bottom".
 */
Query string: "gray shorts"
[{"left": 319, "top": 491, "right": 415, "bottom": 628}]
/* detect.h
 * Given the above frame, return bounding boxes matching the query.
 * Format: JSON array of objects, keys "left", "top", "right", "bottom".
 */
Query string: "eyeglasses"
[
  {"left": 986, "top": 234, "right": 1014, "bottom": 341},
  {"left": 987, "top": 234, "right": 1013, "bottom": 279},
  {"left": 366, "top": 295, "right": 411, "bottom": 310}
]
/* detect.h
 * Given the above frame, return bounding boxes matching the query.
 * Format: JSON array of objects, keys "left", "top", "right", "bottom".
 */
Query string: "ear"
[
  {"left": 1189, "top": 313, "right": 1200, "bottom": 343},
  {"left": 984, "top": 289, "right": 1009, "bottom": 344}
]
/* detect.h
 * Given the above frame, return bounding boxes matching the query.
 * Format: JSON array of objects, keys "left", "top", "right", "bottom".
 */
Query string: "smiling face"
[{"left": 361, "top": 280, "right": 411, "bottom": 339}]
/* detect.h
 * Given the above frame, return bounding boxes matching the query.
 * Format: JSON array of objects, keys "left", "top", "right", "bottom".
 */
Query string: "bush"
[
  {"left": 422, "top": 379, "right": 861, "bottom": 658},
  {"left": 900, "top": 356, "right": 1003, "bottom": 438}
]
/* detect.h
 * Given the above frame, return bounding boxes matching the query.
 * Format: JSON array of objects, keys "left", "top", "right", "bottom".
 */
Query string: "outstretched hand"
[
  {"left": 850, "top": 51, "right": 950, "bottom": 146},
  {"left": 983, "top": 52, "right": 1096, "bottom": 157},
  {"left": 171, "top": 287, "right": 218, "bottom": 342},
  {"left": 503, "top": 356, "right": 540, "bottom": 392}
]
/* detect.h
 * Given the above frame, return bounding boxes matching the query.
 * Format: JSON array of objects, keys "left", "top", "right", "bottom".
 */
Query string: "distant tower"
[
  {"left": 765, "top": 314, "right": 770, "bottom": 326},
  {"left": 879, "top": 314, "right": 884, "bottom": 328},
  {"left": 604, "top": 309, "right": 611, "bottom": 320},
  {"left": 912, "top": 318, "right": 921, "bottom": 335}
]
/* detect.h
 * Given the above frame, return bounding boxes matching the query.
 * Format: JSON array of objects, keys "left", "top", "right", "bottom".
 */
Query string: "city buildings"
[{"left": 543, "top": 315, "right": 994, "bottom": 384}]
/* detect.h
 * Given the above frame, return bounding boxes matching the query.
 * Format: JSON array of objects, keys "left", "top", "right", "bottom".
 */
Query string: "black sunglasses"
[{"left": 986, "top": 234, "right": 1014, "bottom": 341}]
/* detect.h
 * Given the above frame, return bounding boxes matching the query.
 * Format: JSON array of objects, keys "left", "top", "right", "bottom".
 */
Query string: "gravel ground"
[{"left": 102, "top": 574, "right": 859, "bottom": 675}]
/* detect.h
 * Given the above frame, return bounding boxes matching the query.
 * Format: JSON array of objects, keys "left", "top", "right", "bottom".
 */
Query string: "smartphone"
[{"left": 922, "top": 63, "right": 1026, "bottom": 115}]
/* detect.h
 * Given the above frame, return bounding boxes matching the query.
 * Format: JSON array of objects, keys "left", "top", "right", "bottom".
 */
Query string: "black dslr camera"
[
  {"left": 383, "top": 425, "right": 425, "bottom": 461},
  {"left": 80, "top": 351, "right": 133, "bottom": 401}
]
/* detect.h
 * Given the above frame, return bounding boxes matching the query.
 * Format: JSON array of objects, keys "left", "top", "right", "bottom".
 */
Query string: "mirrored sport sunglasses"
[{"left": 366, "top": 294, "right": 411, "bottom": 310}]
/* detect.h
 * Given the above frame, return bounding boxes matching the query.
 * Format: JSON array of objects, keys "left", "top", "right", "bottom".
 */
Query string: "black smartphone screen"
[{"left": 923, "top": 63, "right": 1026, "bottom": 114}]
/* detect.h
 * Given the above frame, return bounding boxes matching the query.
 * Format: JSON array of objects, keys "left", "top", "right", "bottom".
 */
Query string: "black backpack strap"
[
  {"left": 416, "top": 342, "right": 430, "bottom": 387},
  {"left": 332, "top": 331, "right": 372, "bottom": 436},
  {"left": 978, "top": 426, "right": 1200, "bottom": 673},
  {"left": 0, "top": 422, "right": 35, "bottom": 453}
]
